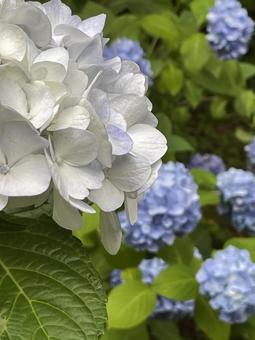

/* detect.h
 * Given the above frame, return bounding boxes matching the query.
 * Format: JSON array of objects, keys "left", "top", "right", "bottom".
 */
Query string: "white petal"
[
  {"left": 124, "top": 195, "right": 138, "bottom": 225},
  {"left": 53, "top": 188, "right": 83, "bottom": 230},
  {"left": 89, "top": 179, "right": 124, "bottom": 212},
  {"left": 0, "top": 23, "right": 27, "bottom": 62},
  {"left": 109, "top": 154, "right": 151, "bottom": 192},
  {"left": 137, "top": 160, "right": 162, "bottom": 195},
  {"left": 52, "top": 129, "right": 98, "bottom": 166},
  {"left": 48, "top": 105, "right": 90, "bottom": 131},
  {"left": 88, "top": 109, "right": 112, "bottom": 167},
  {"left": 7, "top": 4, "right": 51, "bottom": 47},
  {"left": 57, "top": 161, "right": 103, "bottom": 200},
  {"left": 0, "top": 78, "right": 27, "bottom": 115},
  {"left": 78, "top": 14, "right": 106, "bottom": 37},
  {"left": 32, "top": 47, "right": 69, "bottom": 82},
  {"left": 100, "top": 211, "right": 122, "bottom": 255},
  {"left": 0, "top": 195, "right": 8, "bottom": 210},
  {"left": 69, "top": 197, "right": 95, "bottom": 213},
  {"left": 64, "top": 69, "right": 88, "bottom": 97},
  {"left": 0, "top": 120, "right": 47, "bottom": 165},
  {"left": 128, "top": 124, "right": 167, "bottom": 164},
  {"left": 0, "top": 154, "right": 51, "bottom": 196},
  {"left": 23, "top": 81, "right": 56, "bottom": 129}
]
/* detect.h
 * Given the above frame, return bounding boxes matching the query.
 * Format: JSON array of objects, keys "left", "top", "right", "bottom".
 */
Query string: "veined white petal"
[
  {"left": 52, "top": 128, "right": 98, "bottom": 166},
  {"left": 100, "top": 211, "right": 122, "bottom": 255},
  {"left": 128, "top": 124, "right": 167, "bottom": 164},
  {"left": 78, "top": 14, "right": 106, "bottom": 37},
  {"left": 0, "top": 154, "right": 51, "bottom": 196},
  {"left": 109, "top": 154, "right": 151, "bottom": 192},
  {"left": 89, "top": 179, "right": 124, "bottom": 212},
  {"left": 124, "top": 195, "right": 138, "bottom": 225},
  {"left": 0, "top": 23, "right": 27, "bottom": 62},
  {"left": 53, "top": 188, "right": 83, "bottom": 230},
  {"left": 0, "top": 195, "right": 8, "bottom": 210},
  {"left": 0, "top": 78, "right": 27, "bottom": 115}
]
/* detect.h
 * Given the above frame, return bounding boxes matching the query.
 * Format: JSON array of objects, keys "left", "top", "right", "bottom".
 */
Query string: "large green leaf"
[
  {"left": 107, "top": 281, "right": 156, "bottom": 329},
  {"left": 101, "top": 324, "right": 149, "bottom": 340},
  {"left": 152, "top": 264, "right": 198, "bottom": 300},
  {"left": 0, "top": 215, "right": 106, "bottom": 339},
  {"left": 181, "top": 33, "right": 210, "bottom": 73},
  {"left": 195, "top": 297, "right": 230, "bottom": 340}
]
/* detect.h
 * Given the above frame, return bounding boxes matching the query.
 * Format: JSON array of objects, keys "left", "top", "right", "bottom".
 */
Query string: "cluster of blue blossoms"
[
  {"left": 217, "top": 168, "right": 255, "bottom": 234},
  {"left": 197, "top": 246, "right": 255, "bottom": 323},
  {"left": 104, "top": 38, "right": 153, "bottom": 83},
  {"left": 119, "top": 162, "right": 201, "bottom": 253},
  {"left": 245, "top": 138, "right": 255, "bottom": 173},
  {"left": 110, "top": 258, "right": 194, "bottom": 319},
  {"left": 189, "top": 153, "right": 226, "bottom": 175},
  {"left": 207, "top": 0, "right": 254, "bottom": 60}
]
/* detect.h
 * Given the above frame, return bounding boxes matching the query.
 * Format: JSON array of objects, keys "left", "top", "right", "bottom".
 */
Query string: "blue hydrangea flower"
[
  {"left": 245, "top": 138, "right": 255, "bottom": 173},
  {"left": 110, "top": 258, "right": 194, "bottom": 319},
  {"left": 196, "top": 246, "right": 255, "bottom": 323},
  {"left": 217, "top": 168, "right": 255, "bottom": 234},
  {"left": 104, "top": 38, "right": 153, "bottom": 83},
  {"left": 120, "top": 162, "right": 201, "bottom": 252},
  {"left": 207, "top": 0, "right": 254, "bottom": 60},
  {"left": 189, "top": 153, "right": 226, "bottom": 175}
]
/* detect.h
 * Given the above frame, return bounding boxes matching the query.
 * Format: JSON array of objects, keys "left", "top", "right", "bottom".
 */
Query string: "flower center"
[{"left": 0, "top": 164, "right": 9, "bottom": 175}]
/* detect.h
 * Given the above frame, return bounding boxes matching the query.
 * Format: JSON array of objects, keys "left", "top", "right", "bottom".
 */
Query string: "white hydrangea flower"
[{"left": 0, "top": 0, "right": 167, "bottom": 253}]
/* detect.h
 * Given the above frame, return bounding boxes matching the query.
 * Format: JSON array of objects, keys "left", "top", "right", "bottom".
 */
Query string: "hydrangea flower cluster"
[
  {"left": 245, "top": 138, "right": 255, "bottom": 173},
  {"left": 119, "top": 162, "right": 201, "bottom": 252},
  {"left": 110, "top": 258, "right": 194, "bottom": 319},
  {"left": 189, "top": 153, "right": 226, "bottom": 175},
  {"left": 104, "top": 38, "right": 153, "bottom": 84},
  {"left": 0, "top": 0, "right": 167, "bottom": 230},
  {"left": 217, "top": 168, "right": 255, "bottom": 234},
  {"left": 196, "top": 246, "right": 255, "bottom": 323},
  {"left": 207, "top": 0, "right": 254, "bottom": 60}
]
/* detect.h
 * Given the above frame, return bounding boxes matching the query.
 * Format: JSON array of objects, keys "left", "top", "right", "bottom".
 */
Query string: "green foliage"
[
  {"left": 195, "top": 297, "right": 231, "bottom": 340},
  {"left": 153, "top": 264, "right": 199, "bottom": 300},
  {"left": 0, "top": 216, "right": 106, "bottom": 339},
  {"left": 107, "top": 281, "right": 156, "bottom": 329}
]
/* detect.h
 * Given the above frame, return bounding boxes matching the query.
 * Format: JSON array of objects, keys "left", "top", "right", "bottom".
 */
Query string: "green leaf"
[
  {"left": 168, "top": 135, "right": 194, "bottom": 152},
  {"left": 142, "top": 13, "right": 180, "bottom": 47},
  {"left": 157, "top": 113, "right": 172, "bottom": 139},
  {"left": 150, "top": 320, "right": 182, "bottom": 340},
  {"left": 196, "top": 60, "right": 244, "bottom": 96},
  {"left": 185, "top": 80, "right": 203, "bottom": 108},
  {"left": 107, "top": 281, "right": 156, "bottom": 329},
  {"left": 240, "top": 62, "right": 255, "bottom": 80},
  {"left": 159, "top": 237, "right": 194, "bottom": 265},
  {"left": 195, "top": 297, "right": 230, "bottom": 340},
  {"left": 199, "top": 190, "right": 220, "bottom": 207},
  {"left": 159, "top": 62, "right": 184, "bottom": 96},
  {"left": 181, "top": 33, "right": 210, "bottom": 73},
  {"left": 106, "top": 15, "right": 140, "bottom": 40},
  {"left": 210, "top": 97, "right": 228, "bottom": 120},
  {"left": 234, "top": 90, "right": 255, "bottom": 118},
  {"left": 153, "top": 264, "right": 198, "bottom": 300},
  {"left": 101, "top": 324, "right": 149, "bottom": 340},
  {"left": 0, "top": 216, "right": 106, "bottom": 339},
  {"left": 190, "top": 0, "right": 214, "bottom": 26},
  {"left": 191, "top": 169, "right": 217, "bottom": 189},
  {"left": 235, "top": 127, "right": 253, "bottom": 143},
  {"left": 225, "top": 237, "right": 255, "bottom": 262},
  {"left": 122, "top": 268, "right": 142, "bottom": 282}
]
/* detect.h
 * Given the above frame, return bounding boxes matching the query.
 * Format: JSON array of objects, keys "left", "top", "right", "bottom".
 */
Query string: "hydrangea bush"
[{"left": 2, "top": 0, "right": 255, "bottom": 339}]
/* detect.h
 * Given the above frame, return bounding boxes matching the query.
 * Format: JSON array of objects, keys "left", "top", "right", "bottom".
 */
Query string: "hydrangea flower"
[
  {"left": 207, "top": 0, "right": 254, "bottom": 60},
  {"left": 196, "top": 246, "right": 255, "bottom": 323},
  {"left": 120, "top": 162, "right": 201, "bottom": 252},
  {"left": 110, "top": 258, "right": 194, "bottom": 319},
  {"left": 217, "top": 168, "right": 255, "bottom": 234},
  {"left": 189, "top": 153, "right": 226, "bottom": 175},
  {"left": 0, "top": 0, "right": 167, "bottom": 237},
  {"left": 245, "top": 138, "right": 255, "bottom": 172},
  {"left": 104, "top": 38, "right": 153, "bottom": 84}
]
